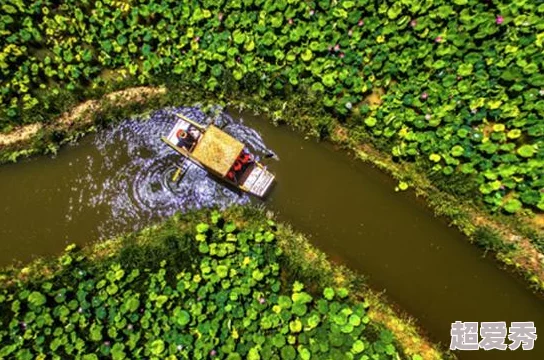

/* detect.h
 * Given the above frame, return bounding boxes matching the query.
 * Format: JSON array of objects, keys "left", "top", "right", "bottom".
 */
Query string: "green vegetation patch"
[{"left": 0, "top": 209, "right": 404, "bottom": 359}]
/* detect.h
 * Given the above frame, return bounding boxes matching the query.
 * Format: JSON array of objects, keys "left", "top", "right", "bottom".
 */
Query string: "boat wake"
[{"left": 69, "top": 106, "right": 274, "bottom": 240}]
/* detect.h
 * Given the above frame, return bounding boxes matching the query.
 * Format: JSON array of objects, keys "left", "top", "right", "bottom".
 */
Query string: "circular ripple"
[{"left": 71, "top": 106, "right": 273, "bottom": 240}]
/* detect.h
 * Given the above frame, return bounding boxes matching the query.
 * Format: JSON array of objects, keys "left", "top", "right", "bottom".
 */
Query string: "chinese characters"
[{"left": 450, "top": 321, "right": 537, "bottom": 351}]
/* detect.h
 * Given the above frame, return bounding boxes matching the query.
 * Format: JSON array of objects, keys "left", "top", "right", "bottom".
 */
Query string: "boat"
[{"left": 161, "top": 113, "right": 275, "bottom": 198}]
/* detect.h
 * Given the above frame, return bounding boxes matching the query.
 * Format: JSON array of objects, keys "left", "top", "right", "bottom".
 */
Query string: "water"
[{"left": 0, "top": 107, "right": 542, "bottom": 359}]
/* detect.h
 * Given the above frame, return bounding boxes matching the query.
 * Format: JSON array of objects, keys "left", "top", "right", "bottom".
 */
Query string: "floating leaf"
[{"left": 517, "top": 145, "right": 535, "bottom": 158}]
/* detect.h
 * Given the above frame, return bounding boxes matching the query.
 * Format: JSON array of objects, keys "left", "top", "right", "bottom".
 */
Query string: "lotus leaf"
[
  {"left": 149, "top": 339, "right": 165, "bottom": 355},
  {"left": 503, "top": 199, "right": 523, "bottom": 213},
  {"left": 28, "top": 291, "right": 46, "bottom": 307},
  {"left": 517, "top": 144, "right": 536, "bottom": 158}
]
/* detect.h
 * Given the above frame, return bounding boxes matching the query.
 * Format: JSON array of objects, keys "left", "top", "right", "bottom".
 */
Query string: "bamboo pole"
[{"left": 175, "top": 113, "right": 207, "bottom": 132}]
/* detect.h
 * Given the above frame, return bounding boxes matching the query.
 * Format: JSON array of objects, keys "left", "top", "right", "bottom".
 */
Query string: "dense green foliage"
[
  {"left": 1, "top": 0, "right": 542, "bottom": 213},
  {"left": 0, "top": 211, "right": 402, "bottom": 359}
]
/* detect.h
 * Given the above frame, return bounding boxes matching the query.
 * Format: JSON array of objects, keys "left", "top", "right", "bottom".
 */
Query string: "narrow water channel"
[{"left": 0, "top": 107, "right": 542, "bottom": 359}]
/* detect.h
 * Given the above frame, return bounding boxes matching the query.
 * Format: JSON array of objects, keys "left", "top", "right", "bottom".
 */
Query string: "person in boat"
[
  {"left": 176, "top": 128, "right": 196, "bottom": 151},
  {"left": 187, "top": 125, "right": 201, "bottom": 141},
  {"left": 227, "top": 149, "right": 254, "bottom": 184}
]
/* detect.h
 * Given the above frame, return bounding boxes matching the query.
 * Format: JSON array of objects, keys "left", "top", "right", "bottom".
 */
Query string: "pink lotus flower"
[
  {"left": 410, "top": 19, "right": 417, "bottom": 27},
  {"left": 457, "top": 76, "right": 462, "bottom": 81},
  {"left": 194, "top": 36, "right": 200, "bottom": 42},
  {"left": 259, "top": 297, "right": 266, "bottom": 304},
  {"left": 288, "top": 18, "right": 293, "bottom": 25},
  {"left": 210, "top": 350, "right": 217, "bottom": 356},
  {"left": 309, "top": 9, "right": 315, "bottom": 16},
  {"left": 334, "top": 44, "right": 340, "bottom": 52},
  {"left": 435, "top": 36, "right": 443, "bottom": 43},
  {"left": 339, "top": 52, "right": 345, "bottom": 58},
  {"left": 218, "top": 12, "right": 223, "bottom": 21},
  {"left": 421, "top": 92, "right": 428, "bottom": 100},
  {"left": 496, "top": 15, "right": 504, "bottom": 25},
  {"left": 358, "top": 19, "right": 364, "bottom": 27}
]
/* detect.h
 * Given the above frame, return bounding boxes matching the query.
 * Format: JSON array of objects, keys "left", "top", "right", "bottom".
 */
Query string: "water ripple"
[{"left": 69, "top": 106, "right": 273, "bottom": 240}]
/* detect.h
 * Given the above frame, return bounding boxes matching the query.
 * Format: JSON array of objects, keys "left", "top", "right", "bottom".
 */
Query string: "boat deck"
[{"left": 191, "top": 125, "right": 245, "bottom": 177}]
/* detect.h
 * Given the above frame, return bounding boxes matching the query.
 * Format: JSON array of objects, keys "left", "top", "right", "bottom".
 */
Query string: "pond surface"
[{"left": 0, "top": 107, "right": 542, "bottom": 359}]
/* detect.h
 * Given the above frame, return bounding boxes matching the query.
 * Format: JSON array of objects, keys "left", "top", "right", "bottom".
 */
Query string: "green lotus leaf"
[
  {"left": 337, "top": 288, "right": 349, "bottom": 298},
  {"left": 281, "top": 345, "right": 297, "bottom": 360},
  {"left": 90, "top": 324, "right": 103, "bottom": 342},
  {"left": 196, "top": 223, "right": 209, "bottom": 233},
  {"left": 492, "top": 124, "right": 505, "bottom": 132},
  {"left": 252, "top": 269, "right": 264, "bottom": 281},
  {"left": 149, "top": 339, "right": 164, "bottom": 355},
  {"left": 82, "top": 355, "right": 99, "bottom": 360},
  {"left": 457, "top": 63, "right": 473, "bottom": 76},
  {"left": 451, "top": 145, "right": 464, "bottom": 157},
  {"left": 429, "top": 154, "right": 441, "bottom": 163},
  {"left": 503, "top": 199, "right": 522, "bottom": 213},
  {"left": 289, "top": 319, "right": 302, "bottom": 333},
  {"left": 537, "top": 197, "right": 544, "bottom": 211},
  {"left": 323, "top": 288, "right": 334, "bottom": 301},
  {"left": 292, "top": 302, "right": 307, "bottom": 316},
  {"left": 321, "top": 73, "right": 336, "bottom": 87},
  {"left": 224, "top": 222, "right": 237, "bottom": 233},
  {"left": 278, "top": 295, "right": 292, "bottom": 308},
  {"left": 384, "top": 2, "right": 401, "bottom": 18},
  {"left": 364, "top": 117, "right": 377, "bottom": 127},
  {"left": 216, "top": 265, "right": 229, "bottom": 278},
  {"left": 173, "top": 307, "right": 191, "bottom": 327},
  {"left": 28, "top": 291, "right": 46, "bottom": 307},
  {"left": 292, "top": 292, "right": 312, "bottom": 304},
  {"left": 244, "top": 39, "right": 255, "bottom": 52},
  {"left": 155, "top": 295, "right": 168, "bottom": 307},
  {"left": 460, "top": 163, "right": 475, "bottom": 174},
  {"left": 301, "top": 49, "right": 312, "bottom": 62},
  {"left": 248, "top": 347, "right": 260, "bottom": 360},
  {"left": 517, "top": 144, "right": 536, "bottom": 158},
  {"left": 111, "top": 343, "right": 126, "bottom": 360}
]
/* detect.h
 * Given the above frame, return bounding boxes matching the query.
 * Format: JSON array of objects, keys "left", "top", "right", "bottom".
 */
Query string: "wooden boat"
[{"left": 161, "top": 113, "right": 275, "bottom": 198}]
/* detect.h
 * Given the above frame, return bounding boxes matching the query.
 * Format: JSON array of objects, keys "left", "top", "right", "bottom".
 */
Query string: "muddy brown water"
[{"left": 0, "top": 107, "right": 542, "bottom": 359}]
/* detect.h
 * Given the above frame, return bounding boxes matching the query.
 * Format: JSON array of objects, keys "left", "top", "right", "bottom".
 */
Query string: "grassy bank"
[{"left": 0, "top": 207, "right": 448, "bottom": 360}]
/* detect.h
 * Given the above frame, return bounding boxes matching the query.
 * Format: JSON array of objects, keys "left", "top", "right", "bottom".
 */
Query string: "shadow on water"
[{"left": 0, "top": 106, "right": 542, "bottom": 359}]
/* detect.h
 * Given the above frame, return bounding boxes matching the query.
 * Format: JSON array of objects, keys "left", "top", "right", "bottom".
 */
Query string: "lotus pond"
[
  {"left": 1, "top": 0, "right": 543, "bottom": 215},
  {"left": 0, "top": 209, "right": 406, "bottom": 360}
]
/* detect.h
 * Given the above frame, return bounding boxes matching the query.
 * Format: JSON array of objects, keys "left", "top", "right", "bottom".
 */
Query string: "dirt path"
[{"left": 0, "top": 86, "right": 166, "bottom": 148}]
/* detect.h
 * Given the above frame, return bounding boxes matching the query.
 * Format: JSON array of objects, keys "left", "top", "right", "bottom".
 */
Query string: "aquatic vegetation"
[
  {"left": 0, "top": 210, "right": 405, "bottom": 359},
  {"left": 1, "top": 0, "right": 542, "bottom": 214}
]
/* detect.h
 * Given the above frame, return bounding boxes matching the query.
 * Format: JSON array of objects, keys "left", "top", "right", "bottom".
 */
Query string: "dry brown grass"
[
  {"left": 0, "top": 123, "right": 43, "bottom": 147},
  {"left": 0, "top": 86, "right": 167, "bottom": 148}
]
